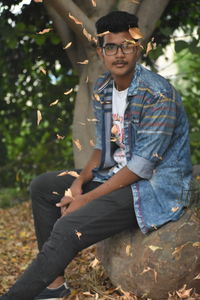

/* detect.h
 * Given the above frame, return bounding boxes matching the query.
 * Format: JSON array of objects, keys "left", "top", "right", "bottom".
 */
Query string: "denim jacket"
[{"left": 92, "top": 63, "right": 192, "bottom": 234}]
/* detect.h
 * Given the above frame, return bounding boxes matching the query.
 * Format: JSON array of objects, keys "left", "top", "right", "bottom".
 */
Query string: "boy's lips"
[{"left": 112, "top": 60, "right": 128, "bottom": 67}]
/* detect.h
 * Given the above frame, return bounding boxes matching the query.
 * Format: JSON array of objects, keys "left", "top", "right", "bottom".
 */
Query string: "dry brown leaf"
[
  {"left": 77, "top": 59, "right": 89, "bottom": 65},
  {"left": 83, "top": 28, "right": 92, "bottom": 41},
  {"left": 75, "top": 230, "right": 82, "bottom": 239},
  {"left": 37, "top": 110, "right": 42, "bottom": 126},
  {"left": 96, "top": 31, "right": 110, "bottom": 37},
  {"left": 56, "top": 134, "right": 65, "bottom": 140},
  {"left": 34, "top": 0, "right": 43, "bottom": 2},
  {"left": 171, "top": 207, "right": 180, "bottom": 213},
  {"left": 140, "top": 267, "right": 157, "bottom": 283},
  {"left": 129, "top": 27, "right": 144, "bottom": 39},
  {"left": 64, "top": 188, "right": 72, "bottom": 197},
  {"left": 39, "top": 67, "right": 47, "bottom": 75},
  {"left": 73, "top": 139, "right": 82, "bottom": 151},
  {"left": 89, "top": 139, "right": 95, "bottom": 147},
  {"left": 125, "top": 245, "right": 132, "bottom": 256},
  {"left": 87, "top": 118, "right": 98, "bottom": 122},
  {"left": 63, "top": 42, "right": 72, "bottom": 49},
  {"left": 90, "top": 257, "right": 99, "bottom": 268},
  {"left": 50, "top": 99, "right": 59, "bottom": 106},
  {"left": 91, "top": 0, "right": 97, "bottom": 7},
  {"left": 148, "top": 245, "right": 163, "bottom": 252},
  {"left": 57, "top": 171, "right": 68, "bottom": 177},
  {"left": 192, "top": 242, "right": 200, "bottom": 247},
  {"left": 111, "top": 124, "right": 118, "bottom": 135},
  {"left": 193, "top": 273, "right": 200, "bottom": 280},
  {"left": 176, "top": 284, "right": 193, "bottom": 299},
  {"left": 146, "top": 38, "right": 156, "bottom": 55},
  {"left": 85, "top": 76, "right": 89, "bottom": 83},
  {"left": 52, "top": 191, "right": 59, "bottom": 195},
  {"left": 172, "top": 242, "right": 191, "bottom": 257},
  {"left": 94, "top": 93, "right": 101, "bottom": 102},
  {"left": 64, "top": 88, "right": 73, "bottom": 95},
  {"left": 37, "top": 28, "right": 52, "bottom": 35},
  {"left": 78, "top": 122, "right": 86, "bottom": 126},
  {"left": 68, "top": 13, "right": 82, "bottom": 25},
  {"left": 67, "top": 171, "right": 79, "bottom": 178}
]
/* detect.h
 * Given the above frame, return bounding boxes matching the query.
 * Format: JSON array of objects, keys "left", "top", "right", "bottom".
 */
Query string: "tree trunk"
[{"left": 44, "top": 0, "right": 171, "bottom": 167}]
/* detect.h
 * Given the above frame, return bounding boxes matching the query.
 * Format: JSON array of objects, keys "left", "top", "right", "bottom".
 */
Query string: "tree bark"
[{"left": 44, "top": 0, "right": 171, "bottom": 167}]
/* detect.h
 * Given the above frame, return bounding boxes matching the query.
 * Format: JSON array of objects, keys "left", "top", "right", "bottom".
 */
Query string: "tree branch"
[
  {"left": 137, "top": 0, "right": 171, "bottom": 42},
  {"left": 44, "top": 0, "right": 96, "bottom": 41},
  {"left": 44, "top": 2, "right": 80, "bottom": 71},
  {"left": 118, "top": 0, "right": 140, "bottom": 14}
]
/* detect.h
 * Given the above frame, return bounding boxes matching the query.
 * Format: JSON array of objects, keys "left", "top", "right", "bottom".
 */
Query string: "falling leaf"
[
  {"left": 37, "top": 28, "right": 52, "bottom": 35},
  {"left": 125, "top": 245, "right": 132, "bottom": 256},
  {"left": 83, "top": 28, "right": 92, "bottom": 41},
  {"left": 57, "top": 171, "right": 68, "bottom": 176},
  {"left": 111, "top": 125, "right": 118, "bottom": 135},
  {"left": 129, "top": 27, "right": 144, "bottom": 39},
  {"left": 125, "top": 39, "right": 139, "bottom": 46},
  {"left": 39, "top": 67, "right": 46, "bottom": 75},
  {"left": 94, "top": 93, "right": 101, "bottom": 102},
  {"left": 78, "top": 122, "right": 86, "bottom": 126},
  {"left": 73, "top": 139, "right": 82, "bottom": 151},
  {"left": 176, "top": 284, "right": 193, "bottom": 299},
  {"left": 90, "top": 257, "right": 99, "bottom": 268},
  {"left": 75, "top": 230, "right": 82, "bottom": 239},
  {"left": 63, "top": 42, "right": 72, "bottom": 49},
  {"left": 66, "top": 171, "right": 79, "bottom": 178},
  {"left": 87, "top": 118, "right": 98, "bottom": 122},
  {"left": 89, "top": 139, "right": 95, "bottom": 147},
  {"left": 193, "top": 242, "right": 200, "bottom": 247},
  {"left": 148, "top": 245, "right": 163, "bottom": 252},
  {"left": 56, "top": 134, "right": 65, "bottom": 140},
  {"left": 77, "top": 59, "right": 89, "bottom": 65},
  {"left": 64, "top": 88, "right": 73, "bottom": 95},
  {"left": 68, "top": 13, "right": 82, "bottom": 25},
  {"left": 171, "top": 207, "right": 180, "bottom": 213},
  {"left": 52, "top": 191, "right": 59, "bottom": 195},
  {"left": 37, "top": 110, "right": 42, "bottom": 126},
  {"left": 64, "top": 188, "right": 72, "bottom": 197},
  {"left": 193, "top": 273, "right": 200, "bottom": 280},
  {"left": 91, "top": 0, "right": 97, "bottom": 7},
  {"left": 96, "top": 31, "right": 110, "bottom": 37},
  {"left": 50, "top": 99, "right": 59, "bottom": 106},
  {"left": 146, "top": 38, "right": 156, "bottom": 55}
]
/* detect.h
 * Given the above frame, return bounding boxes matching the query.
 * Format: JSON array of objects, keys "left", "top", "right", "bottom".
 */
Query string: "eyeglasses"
[{"left": 102, "top": 42, "right": 138, "bottom": 56}]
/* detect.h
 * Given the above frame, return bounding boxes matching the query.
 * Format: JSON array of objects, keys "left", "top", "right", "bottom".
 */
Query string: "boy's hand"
[{"left": 56, "top": 194, "right": 88, "bottom": 216}]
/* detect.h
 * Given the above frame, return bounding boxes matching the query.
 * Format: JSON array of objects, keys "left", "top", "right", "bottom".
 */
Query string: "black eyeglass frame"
[{"left": 102, "top": 41, "right": 139, "bottom": 56}]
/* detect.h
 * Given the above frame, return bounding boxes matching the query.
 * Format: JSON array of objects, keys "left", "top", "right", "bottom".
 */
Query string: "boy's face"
[{"left": 97, "top": 31, "right": 140, "bottom": 79}]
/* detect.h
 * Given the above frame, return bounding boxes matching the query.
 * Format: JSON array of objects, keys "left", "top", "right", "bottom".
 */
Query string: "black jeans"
[{"left": 1, "top": 170, "right": 138, "bottom": 300}]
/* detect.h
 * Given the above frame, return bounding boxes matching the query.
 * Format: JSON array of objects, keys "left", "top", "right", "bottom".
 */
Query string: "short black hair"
[{"left": 95, "top": 11, "right": 139, "bottom": 47}]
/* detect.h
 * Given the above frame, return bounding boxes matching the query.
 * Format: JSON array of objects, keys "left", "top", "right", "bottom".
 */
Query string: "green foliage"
[{"left": 0, "top": 1, "right": 78, "bottom": 190}]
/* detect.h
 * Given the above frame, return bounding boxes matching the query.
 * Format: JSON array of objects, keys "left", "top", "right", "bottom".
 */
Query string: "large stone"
[{"left": 97, "top": 181, "right": 200, "bottom": 299}]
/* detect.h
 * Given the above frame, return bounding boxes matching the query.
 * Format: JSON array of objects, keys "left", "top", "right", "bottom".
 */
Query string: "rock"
[
  {"left": 97, "top": 181, "right": 200, "bottom": 299},
  {"left": 193, "top": 164, "right": 200, "bottom": 178}
]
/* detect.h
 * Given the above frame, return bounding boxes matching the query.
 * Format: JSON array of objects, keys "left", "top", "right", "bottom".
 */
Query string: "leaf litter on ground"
[{"left": 0, "top": 202, "right": 199, "bottom": 299}]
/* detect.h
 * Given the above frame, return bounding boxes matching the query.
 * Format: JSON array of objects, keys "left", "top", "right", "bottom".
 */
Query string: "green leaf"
[{"left": 174, "top": 40, "right": 189, "bottom": 53}]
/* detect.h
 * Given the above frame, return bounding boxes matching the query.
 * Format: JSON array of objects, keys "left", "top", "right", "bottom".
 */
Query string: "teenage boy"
[{"left": 0, "top": 11, "right": 192, "bottom": 300}]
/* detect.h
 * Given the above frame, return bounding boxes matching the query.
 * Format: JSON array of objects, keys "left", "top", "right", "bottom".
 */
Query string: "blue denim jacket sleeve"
[{"left": 127, "top": 90, "right": 177, "bottom": 179}]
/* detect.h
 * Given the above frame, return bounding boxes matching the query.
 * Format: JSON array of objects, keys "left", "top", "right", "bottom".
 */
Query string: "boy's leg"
[{"left": 1, "top": 183, "right": 138, "bottom": 300}]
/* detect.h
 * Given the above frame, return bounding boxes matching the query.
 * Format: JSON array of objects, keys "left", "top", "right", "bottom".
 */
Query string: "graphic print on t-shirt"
[{"left": 111, "top": 84, "right": 128, "bottom": 173}]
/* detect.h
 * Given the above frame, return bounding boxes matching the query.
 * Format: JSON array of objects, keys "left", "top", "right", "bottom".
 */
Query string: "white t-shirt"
[{"left": 111, "top": 84, "right": 128, "bottom": 173}]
